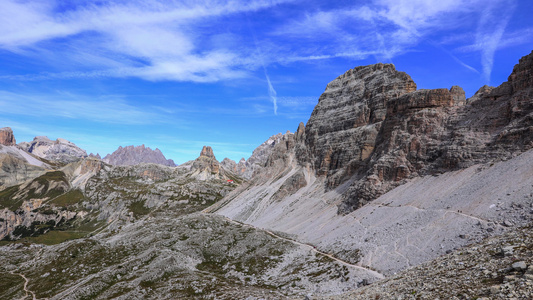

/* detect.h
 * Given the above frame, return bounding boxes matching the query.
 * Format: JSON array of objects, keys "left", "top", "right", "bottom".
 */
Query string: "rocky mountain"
[
  {"left": 19, "top": 136, "right": 88, "bottom": 164},
  {"left": 180, "top": 146, "right": 242, "bottom": 184},
  {"left": 0, "top": 143, "right": 365, "bottom": 299},
  {"left": 0, "top": 128, "right": 52, "bottom": 188},
  {"left": 103, "top": 144, "right": 175, "bottom": 167},
  {"left": 292, "top": 54, "right": 533, "bottom": 213},
  {"left": 1, "top": 50, "right": 533, "bottom": 299},
  {"left": 210, "top": 50, "right": 533, "bottom": 279},
  {"left": 0, "top": 127, "right": 16, "bottom": 146}
]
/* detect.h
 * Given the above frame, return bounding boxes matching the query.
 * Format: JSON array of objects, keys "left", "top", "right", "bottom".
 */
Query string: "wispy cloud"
[
  {"left": 0, "top": 90, "right": 168, "bottom": 125},
  {"left": 0, "top": 0, "right": 525, "bottom": 86},
  {"left": 271, "top": 0, "right": 519, "bottom": 80},
  {"left": 474, "top": 0, "right": 516, "bottom": 83},
  {"left": 264, "top": 71, "right": 278, "bottom": 115},
  {"left": 0, "top": 0, "right": 291, "bottom": 82}
]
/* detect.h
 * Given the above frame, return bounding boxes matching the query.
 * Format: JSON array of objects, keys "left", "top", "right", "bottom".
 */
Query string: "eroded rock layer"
[{"left": 291, "top": 50, "right": 533, "bottom": 213}]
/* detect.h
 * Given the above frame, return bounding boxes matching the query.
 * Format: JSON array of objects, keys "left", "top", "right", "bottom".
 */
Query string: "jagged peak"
[
  {"left": 0, "top": 127, "right": 16, "bottom": 146},
  {"left": 103, "top": 144, "right": 175, "bottom": 167},
  {"left": 200, "top": 145, "right": 215, "bottom": 159}
]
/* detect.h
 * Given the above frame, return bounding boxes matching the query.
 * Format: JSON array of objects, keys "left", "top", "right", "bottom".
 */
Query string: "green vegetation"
[
  {"left": 0, "top": 171, "right": 70, "bottom": 212},
  {"left": 3, "top": 216, "right": 104, "bottom": 245},
  {"left": 0, "top": 272, "right": 25, "bottom": 299},
  {"left": 35, "top": 171, "right": 68, "bottom": 185},
  {"left": 26, "top": 171, "right": 69, "bottom": 200},
  {"left": 50, "top": 189, "right": 85, "bottom": 207},
  {"left": 0, "top": 185, "right": 22, "bottom": 210},
  {"left": 128, "top": 200, "right": 150, "bottom": 216},
  {"left": 25, "top": 230, "right": 88, "bottom": 245},
  {"left": 7, "top": 220, "right": 57, "bottom": 239}
]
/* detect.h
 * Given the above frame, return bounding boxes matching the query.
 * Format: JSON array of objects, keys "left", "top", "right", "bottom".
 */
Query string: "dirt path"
[
  {"left": 10, "top": 271, "right": 36, "bottom": 300},
  {"left": 217, "top": 214, "right": 385, "bottom": 279}
]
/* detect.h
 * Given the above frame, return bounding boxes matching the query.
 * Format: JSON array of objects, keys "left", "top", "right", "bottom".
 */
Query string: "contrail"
[
  {"left": 246, "top": 16, "right": 278, "bottom": 115},
  {"left": 263, "top": 68, "right": 278, "bottom": 115}
]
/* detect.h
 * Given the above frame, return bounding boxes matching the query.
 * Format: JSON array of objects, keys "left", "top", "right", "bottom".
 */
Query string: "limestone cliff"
[
  {"left": 0, "top": 127, "right": 16, "bottom": 146},
  {"left": 276, "top": 50, "right": 533, "bottom": 213},
  {"left": 211, "top": 50, "right": 533, "bottom": 277}
]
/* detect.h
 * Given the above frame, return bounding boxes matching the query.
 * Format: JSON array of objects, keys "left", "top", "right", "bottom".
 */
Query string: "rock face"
[
  {"left": 239, "top": 132, "right": 291, "bottom": 180},
  {"left": 200, "top": 145, "right": 215, "bottom": 158},
  {"left": 19, "top": 136, "right": 87, "bottom": 163},
  {"left": 0, "top": 127, "right": 16, "bottom": 146},
  {"left": 211, "top": 50, "right": 533, "bottom": 281},
  {"left": 103, "top": 145, "right": 175, "bottom": 167},
  {"left": 220, "top": 158, "right": 237, "bottom": 173},
  {"left": 299, "top": 63, "right": 416, "bottom": 177},
  {"left": 290, "top": 50, "right": 533, "bottom": 213},
  {"left": 190, "top": 146, "right": 224, "bottom": 180}
]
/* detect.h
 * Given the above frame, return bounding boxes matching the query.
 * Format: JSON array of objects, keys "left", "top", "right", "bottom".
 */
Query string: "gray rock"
[
  {"left": 512, "top": 261, "right": 527, "bottom": 272},
  {"left": 502, "top": 246, "right": 515, "bottom": 257},
  {"left": 103, "top": 144, "right": 175, "bottom": 167},
  {"left": 19, "top": 136, "right": 87, "bottom": 163}
]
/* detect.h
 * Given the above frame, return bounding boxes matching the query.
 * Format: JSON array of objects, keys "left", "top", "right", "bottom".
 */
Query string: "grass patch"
[
  {"left": 35, "top": 171, "right": 68, "bottom": 185},
  {"left": 24, "top": 230, "right": 88, "bottom": 245},
  {"left": 0, "top": 185, "right": 22, "bottom": 210},
  {"left": 128, "top": 200, "right": 150, "bottom": 216},
  {"left": 50, "top": 189, "right": 85, "bottom": 207},
  {"left": 0, "top": 272, "right": 25, "bottom": 299}
]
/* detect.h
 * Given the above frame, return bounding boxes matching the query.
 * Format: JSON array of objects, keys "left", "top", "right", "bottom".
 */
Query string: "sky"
[{"left": 0, "top": 0, "right": 532, "bottom": 164}]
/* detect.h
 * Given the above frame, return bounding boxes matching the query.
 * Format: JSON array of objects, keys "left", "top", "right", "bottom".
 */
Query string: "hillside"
[
  {"left": 210, "top": 51, "right": 533, "bottom": 276},
  {"left": 1, "top": 50, "right": 532, "bottom": 299}
]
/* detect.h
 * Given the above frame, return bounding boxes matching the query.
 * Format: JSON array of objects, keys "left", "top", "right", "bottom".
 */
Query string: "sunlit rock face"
[
  {"left": 19, "top": 136, "right": 88, "bottom": 164},
  {"left": 291, "top": 51, "right": 533, "bottom": 213},
  {"left": 0, "top": 127, "right": 16, "bottom": 146}
]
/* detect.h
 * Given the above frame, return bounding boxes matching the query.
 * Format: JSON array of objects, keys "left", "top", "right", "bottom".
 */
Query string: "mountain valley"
[{"left": 1, "top": 50, "right": 533, "bottom": 299}]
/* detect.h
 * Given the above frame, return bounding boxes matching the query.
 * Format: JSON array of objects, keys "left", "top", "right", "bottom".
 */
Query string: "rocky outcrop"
[
  {"left": 0, "top": 127, "right": 16, "bottom": 146},
  {"left": 289, "top": 50, "right": 533, "bottom": 213},
  {"left": 212, "top": 50, "right": 533, "bottom": 281},
  {"left": 200, "top": 145, "right": 215, "bottom": 158},
  {"left": 103, "top": 145, "right": 175, "bottom": 167},
  {"left": 292, "top": 64, "right": 417, "bottom": 195},
  {"left": 239, "top": 132, "right": 292, "bottom": 180},
  {"left": 89, "top": 153, "right": 101, "bottom": 159},
  {"left": 19, "top": 136, "right": 87, "bottom": 163},
  {"left": 0, "top": 154, "right": 46, "bottom": 188},
  {"left": 190, "top": 146, "right": 222, "bottom": 180},
  {"left": 220, "top": 158, "right": 237, "bottom": 172}
]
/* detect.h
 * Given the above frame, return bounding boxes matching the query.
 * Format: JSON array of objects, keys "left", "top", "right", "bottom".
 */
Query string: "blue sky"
[{"left": 0, "top": 0, "right": 532, "bottom": 164}]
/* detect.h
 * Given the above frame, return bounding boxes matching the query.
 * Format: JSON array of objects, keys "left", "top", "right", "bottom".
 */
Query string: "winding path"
[
  {"left": 10, "top": 271, "right": 36, "bottom": 300},
  {"left": 216, "top": 214, "right": 385, "bottom": 279}
]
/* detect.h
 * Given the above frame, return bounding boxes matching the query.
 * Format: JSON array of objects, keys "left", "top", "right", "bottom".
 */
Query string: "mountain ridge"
[
  {"left": 103, "top": 144, "right": 176, "bottom": 167},
  {"left": 210, "top": 49, "right": 533, "bottom": 278},
  {"left": 1, "top": 50, "right": 533, "bottom": 299}
]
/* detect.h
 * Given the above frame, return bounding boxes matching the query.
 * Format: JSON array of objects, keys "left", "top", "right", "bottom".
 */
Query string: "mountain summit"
[{"left": 103, "top": 144, "right": 175, "bottom": 167}]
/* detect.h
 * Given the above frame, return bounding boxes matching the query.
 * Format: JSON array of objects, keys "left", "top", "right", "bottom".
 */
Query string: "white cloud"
[
  {"left": 473, "top": 0, "right": 516, "bottom": 83},
  {"left": 0, "top": 0, "right": 292, "bottom": 82},
  {"left": 0, "top": 90, "right": 168, "bottom": 124},
  {"left": 272, "top": 0, "right": 519, "bottom": 80},
  {"left": 0, "top": 0, "right": 523, "bottom": 85}
]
